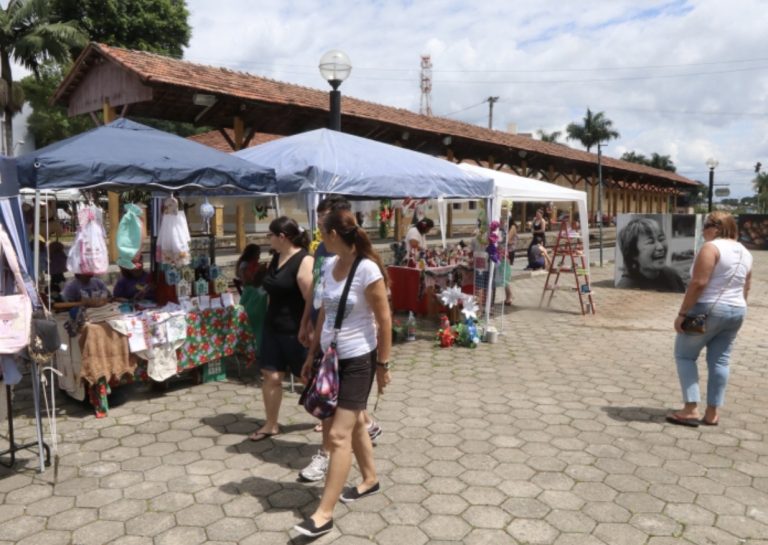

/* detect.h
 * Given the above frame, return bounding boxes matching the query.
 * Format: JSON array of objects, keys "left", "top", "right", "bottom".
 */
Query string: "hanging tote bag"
[
  {"left": 67, "top": 205, "right": 109, "bottom": 274},
  {"left": 300, "top": 256, "right": 363, "bottom": 419},
  {"left": 0, "top": 225, "right": 32, "bottom": 354},
  {"left": 116, "top": 203, "right": 144, "bottom": 270}
]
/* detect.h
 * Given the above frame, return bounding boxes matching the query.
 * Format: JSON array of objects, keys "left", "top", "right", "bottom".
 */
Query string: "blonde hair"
[{"left": 706, "top": 211, "right": 738, "bottom": 240}]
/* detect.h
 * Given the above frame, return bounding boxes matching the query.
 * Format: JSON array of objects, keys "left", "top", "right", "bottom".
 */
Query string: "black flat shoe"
[
  {"left": 665, "top": 414, "right": 700, "bottom": 427},
  {"left": 294, "top": 517, "right": 333, "bottom": 537},
  {"left": 340, "top": 482, "right": 380, "bottom": 503}
]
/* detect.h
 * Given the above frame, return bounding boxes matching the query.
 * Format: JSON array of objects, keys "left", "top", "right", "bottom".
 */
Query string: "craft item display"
[
  {"left": 67, "top": 205, "right": 109, "bottom": 274},
  {"left": 156, "top": 196, "right": 191, "bottom": 267}
]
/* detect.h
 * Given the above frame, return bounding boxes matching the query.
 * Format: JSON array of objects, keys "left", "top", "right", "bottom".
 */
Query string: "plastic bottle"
[{"left": 406, "top": 311, "right": 417, "bottom": 341}]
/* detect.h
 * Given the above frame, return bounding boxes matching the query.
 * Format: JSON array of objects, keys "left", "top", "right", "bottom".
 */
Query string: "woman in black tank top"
[
  {"left": 249, "top": 217, "right": 314, "bottom": 442},
  {"left": 527, "top": 208, "right": 547, "bottom": 268}
]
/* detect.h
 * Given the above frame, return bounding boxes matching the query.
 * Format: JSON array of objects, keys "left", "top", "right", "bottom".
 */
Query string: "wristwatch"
[{"left": 376, "top": 361, "right": 390, "bottom": 370}]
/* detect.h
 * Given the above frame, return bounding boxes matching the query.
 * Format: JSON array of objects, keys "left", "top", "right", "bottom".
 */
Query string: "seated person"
[
  {"left": 113, "top": 260, "right": 155, "bottom": 302},
  {"left": 526, "top": 243, "right": 550, "bottom": 271},
  {"left": 61, "top": 273, "right": 110, "bottom": 307}
]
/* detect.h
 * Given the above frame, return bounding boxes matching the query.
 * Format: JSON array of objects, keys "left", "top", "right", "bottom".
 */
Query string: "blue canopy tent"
[
  {"left": 7, "top": 118, "right": 277, "bottom": 276},
  {"left": 0, "top": 158, "right": 31, "bottom": 276},
  {"left": 234, "top": 128, "right": 494, "bottom": 243}
]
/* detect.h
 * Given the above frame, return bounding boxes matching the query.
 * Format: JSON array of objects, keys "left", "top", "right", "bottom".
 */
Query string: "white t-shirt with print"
[{"left": 319, "top": 256, "right": 383, "bottom": 358}]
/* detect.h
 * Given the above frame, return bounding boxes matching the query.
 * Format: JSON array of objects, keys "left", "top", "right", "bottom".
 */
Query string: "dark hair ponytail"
[
  {"left": 323, "top": 210, "right": 389, "bottom": 287},
  {"left": 269, "top": 216, "right": 310, "bottom": 250}
]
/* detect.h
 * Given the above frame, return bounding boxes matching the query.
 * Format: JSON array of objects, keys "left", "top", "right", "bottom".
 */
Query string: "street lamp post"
[
  {"left": 597, "top": 142, "right": 604, "bottom": 267},
  {"left": 319, "top": 50, "right": 352, "bottom": 131},
  {"left": 706, "top": 158, "right": 719, "bottom": 213}
]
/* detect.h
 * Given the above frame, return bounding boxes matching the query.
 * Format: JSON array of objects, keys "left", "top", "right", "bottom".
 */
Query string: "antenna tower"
[{"left": 420, "top": 54, "right": 433, "bottom": 116}]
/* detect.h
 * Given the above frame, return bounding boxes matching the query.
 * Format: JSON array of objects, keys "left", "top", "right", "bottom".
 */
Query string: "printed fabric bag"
[
  {"left": 300, "top": 256, "right": 363, "bottom": 419},
  {"left": 116, "top": 203, "right": 144, "bottom": 270},
  {"left": 67, "top": 205, "right": 109, "bottom": 274},
  {"left": 0, "top": 224, "right": 33, "bottom": 354}
]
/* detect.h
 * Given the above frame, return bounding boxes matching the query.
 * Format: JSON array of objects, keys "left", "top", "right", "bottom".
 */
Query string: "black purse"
[{"left": 680, "top": 247, "right": 743, "bottom": 335}]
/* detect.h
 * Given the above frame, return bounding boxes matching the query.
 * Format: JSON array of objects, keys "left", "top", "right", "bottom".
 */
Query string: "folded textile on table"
[{"left": 85, "top": 303, "right": 123, "bottom": 323}]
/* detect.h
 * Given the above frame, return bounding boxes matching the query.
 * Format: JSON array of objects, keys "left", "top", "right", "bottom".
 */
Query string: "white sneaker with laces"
[
  {"left": 299, "top": 450, "right": 328, "bottom": 482},
  {"left": 367, "top": 420, "right": 383, "bottom": 443}
]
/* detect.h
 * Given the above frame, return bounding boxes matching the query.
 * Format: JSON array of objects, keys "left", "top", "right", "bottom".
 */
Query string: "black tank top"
[{"left": 263, "top": 249, "right": 308, "bottom": 334}]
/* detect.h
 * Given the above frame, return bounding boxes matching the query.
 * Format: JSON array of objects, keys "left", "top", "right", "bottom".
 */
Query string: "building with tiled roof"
[{"left": 54, "top": 42, "right": 700, "bottom": 227}]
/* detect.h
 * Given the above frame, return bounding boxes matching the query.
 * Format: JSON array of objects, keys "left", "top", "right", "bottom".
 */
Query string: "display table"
[
  {"left": 388, "top": 265, "right": 474, "bottom": 316},
  {"left": 65, "top": 305, "right": 256, "bottom": 417}
]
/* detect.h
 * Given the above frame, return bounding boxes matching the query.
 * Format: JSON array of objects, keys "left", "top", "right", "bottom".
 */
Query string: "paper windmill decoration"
[
  {"left": 439, "top": 285, "right": 464, "bottom": 308},
  {"left": 460, "top": 295, "right": 480, "bottom": 320}
]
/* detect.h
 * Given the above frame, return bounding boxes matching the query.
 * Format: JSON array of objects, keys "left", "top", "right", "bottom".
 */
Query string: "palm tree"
[
  {"left": 754, "top": 172, "right": 768, "bottom": 213},
  {"left": 0, "top": 0, "right": 86, "bottom": 154},
  {"left": 565, "top": 108, "right": 620, "bottom": 153},
  {"left": 537, "top": 129, "right": 562, "bottom": 143}
]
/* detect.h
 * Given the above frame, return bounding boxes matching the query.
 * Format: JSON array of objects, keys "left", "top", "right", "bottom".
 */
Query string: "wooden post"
[
  {"left": 103, "top": 100, "right": 120, "bottom": 261},
  {"left": 447, "top": 205, "right": 453, "bottom": 238},
  {"left": 233, "top": 116, "right": 247, "bottom": 252},
  {"left": 212, "top": 205, "right": 225, "bottom": 237}
]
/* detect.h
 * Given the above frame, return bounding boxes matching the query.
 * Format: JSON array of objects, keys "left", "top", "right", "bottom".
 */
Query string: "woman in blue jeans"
[{"left": 668, "top": 212, "right": 753, "bottom": 427}]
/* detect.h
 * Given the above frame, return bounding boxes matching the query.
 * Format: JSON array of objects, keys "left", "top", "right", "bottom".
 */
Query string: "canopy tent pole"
[
  {"left": 33, "top": 190, "right": 41, "bottom": 283},
  {"left": 484, "top": 196, "right": 495, "bottom": 327},
  {"left": 437, "top": 196, "right": 447, "bottom": 249}
]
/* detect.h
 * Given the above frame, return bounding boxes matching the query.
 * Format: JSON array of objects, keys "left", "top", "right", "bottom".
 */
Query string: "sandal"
[
  {"left": 313, "top": 422, "right": 323, "bottom": 432},
  {"left": 249, "top": 429, "right": 280, "bottom": 441},
  {"left": 665, "top": 413, "right": 700, "bottom": 427}
]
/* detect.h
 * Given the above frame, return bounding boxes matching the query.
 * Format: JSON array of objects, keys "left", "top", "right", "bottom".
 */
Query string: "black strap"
[{"left": 333, "top": 256, "right": 363, "bottom": 331}]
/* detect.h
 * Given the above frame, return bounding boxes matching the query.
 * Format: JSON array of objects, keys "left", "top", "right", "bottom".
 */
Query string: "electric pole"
[{"left": 487, "top": 96, "right": 499, "bottom": 130}]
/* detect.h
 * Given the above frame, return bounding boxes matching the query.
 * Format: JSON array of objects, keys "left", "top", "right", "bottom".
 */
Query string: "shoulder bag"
[
  {"left": 300, "top": 256, "right": 363, "bottom": 419},
  {"left": 0, "top": 225, "right": 32, "bottom": 354}
]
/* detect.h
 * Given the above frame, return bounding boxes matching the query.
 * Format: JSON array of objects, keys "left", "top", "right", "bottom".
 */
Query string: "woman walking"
[
  {"left": 294, "top": 209, "right": 392, "bottom": 537},
  {"left": 667, "top": 212, "right": 753, "bottom": 427},
  {"left": 249, "top": 217, "right": 313, "bottom": 441}
]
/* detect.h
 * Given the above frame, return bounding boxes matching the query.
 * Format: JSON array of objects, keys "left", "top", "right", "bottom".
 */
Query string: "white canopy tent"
[{"left": 458, "top": 164, "right": 590, "bottom": 327}]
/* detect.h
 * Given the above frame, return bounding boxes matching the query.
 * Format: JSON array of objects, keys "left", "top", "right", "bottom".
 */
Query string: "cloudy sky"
[{"left": 180, "top": 0, "right": 768, "bottom": 199}]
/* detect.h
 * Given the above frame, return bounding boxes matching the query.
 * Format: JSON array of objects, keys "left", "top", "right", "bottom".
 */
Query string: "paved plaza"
[{"left": 1, "top": 252, "right": 766, "bottom": 544}]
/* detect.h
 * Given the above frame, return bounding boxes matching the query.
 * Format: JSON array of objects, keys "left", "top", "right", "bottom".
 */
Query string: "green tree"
[
  {"left": 754, "top": 172, "right": 768, "bottom": 213},
  {"left": 22, "top": 0, "right": 192, "bottom": 148},
  {"left": 0, "top": 0, "right": 86, "bottom": 154},
  {"left": 50, "top": 0, "right": 190, "bottom": 58},
  {"left": 648, "top": 153, "right": 676, "bottom": 172},
  {"left": 537, "top": 129, "right": 561, "bottom": 143},
  {"left": 620, "top": 151, "right": 649, "bottom": 165},
  {"left": 565, "top": 108, "right": 620, "bottom": 153}
]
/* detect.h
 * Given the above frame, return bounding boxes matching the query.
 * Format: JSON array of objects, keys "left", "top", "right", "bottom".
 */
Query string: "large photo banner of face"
[
  {"left": 615, "top": 214, "right": 701, "bottom": 293},
  {"left": 737, "top": 214, "right": 768, "bottom": 250}
]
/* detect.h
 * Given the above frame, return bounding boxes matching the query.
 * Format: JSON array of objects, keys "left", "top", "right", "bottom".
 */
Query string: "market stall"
[
  {"left": 6, "top": 118, "right": 277, "bottom": 417},
  {"left": 458, "top": 163, "right": 590, "bottom": 326}
]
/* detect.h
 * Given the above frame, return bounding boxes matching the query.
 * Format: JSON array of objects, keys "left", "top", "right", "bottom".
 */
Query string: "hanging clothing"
[{"left": 156, "top": 197, "right": 191, "bottom": 267}]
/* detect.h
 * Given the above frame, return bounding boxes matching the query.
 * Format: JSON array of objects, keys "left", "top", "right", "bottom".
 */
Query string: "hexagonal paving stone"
[
  {"left": 16, "top": 530, "right": 71, "bottom": 545},
  {"left": 75, "top": 487, "right": 123, "bottom": 508},
  {"left": 460, "top": 485, "right": 507, "bottom": 506},
  {"left": 375, "top": 524, "right": 428, "bottom": 545},
  {"left": 24, "top": 495, "right": 74, "bottom": 517},
  {"left": 47, "top": 507, "right": 97, "bottom": 530},
  {"left": 336, "top": 511, "right": 387, "bottom": 536},
  {"left": 206, "top": 517, "right": 257, "bottom": 541},
  {"left": 0, "top": 515, "right": 45, "bottom": 541},
  {"left": 124, "top": 512, "right": 175, "bottom": 536},
  {"left": 176, "top": 503, "right": 225, "bottom": 526},
  {"left": 545, "top": 509, "right": 597, "bottom": 533},
  {"left": 149, "top": 491, "right": 195, "bottom": 512},
  {"left": 506, "top": 518, "right": 559, "bottom": 544},
  {"left": 99, "top": 498, "right": 147, "bottom": 521},
  {"left": 630, "top": 513, "right": 682, "bottom": 536},
  {"left": 379, "top": 503, "right": 430, "bottom": 525},
  {"left": 423, "top": 494, "right": 468, "bottom": 515},
  {"left": 593, "top": 522, "right": 649, "bottom": 545},
  {"left": 462, "top": 505, "right": 511, "bottom": 529},
  {"left": 71, "top": 520, "right": 125, "bottom": 545},
  {"left": 154, "top": 526, "right": 207, "bottom": 545}
]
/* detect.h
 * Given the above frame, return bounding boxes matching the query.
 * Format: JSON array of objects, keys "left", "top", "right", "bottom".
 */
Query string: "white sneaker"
[{"left": 299, "top": 450, "right": 328, "bottom": 482}]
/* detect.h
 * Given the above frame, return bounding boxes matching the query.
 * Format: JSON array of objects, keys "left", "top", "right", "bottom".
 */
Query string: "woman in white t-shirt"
[{"left": 295, "top": 209, "right": 392, "bottom": 538}]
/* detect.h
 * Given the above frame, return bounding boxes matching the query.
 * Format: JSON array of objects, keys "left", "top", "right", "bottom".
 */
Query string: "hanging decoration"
[
  {"left": 309, "top": 228, "right": 323, "bottom": 255},
  {"left": 460, "top": 295, "right": 480, "bottom": 320},
  {"left": 378, "top": 199, "right": 393, "bottom": 238},
  {"left": 199, "top": 198, "right": 215, "bottom": 234},
  {"left": 486, "top": 220, "right": 501, "bottom": 264},
  {"left": 253, "top": 202, "right": 269, "bottom": 220}
]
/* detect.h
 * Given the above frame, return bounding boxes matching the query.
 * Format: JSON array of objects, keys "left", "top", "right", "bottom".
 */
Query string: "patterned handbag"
[{"left": 300, "top": 256, "right": 363, "bottom": 419}]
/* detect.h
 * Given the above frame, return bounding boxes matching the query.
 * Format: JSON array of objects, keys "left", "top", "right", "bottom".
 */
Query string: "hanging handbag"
[
  {"left": 680, "top": 247, "right": 744, "bottom": 334},
  {"left": 0, "top": 224, "right": 33, "bottom": 354},
  {"left": 300, "top": 256, "right": 363, "bottom": 419}
]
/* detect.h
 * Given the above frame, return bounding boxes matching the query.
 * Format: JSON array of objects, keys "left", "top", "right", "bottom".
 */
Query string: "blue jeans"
[{"left": 674, "top": 302, "right": 746, "bottom": 407}]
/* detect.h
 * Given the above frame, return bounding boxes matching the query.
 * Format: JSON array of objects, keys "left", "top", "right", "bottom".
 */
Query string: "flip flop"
[
  {"left": 313, "top": 423, "right": 323, "bottom": 432},
  {"left": 249, "top": 430, "right": 279, "bottom": 441},
  {"left": 700, "top": 418, "right": 719, "bottom": 426},
  {"left": 665, "top": 414, "right": 700, "bottom": 427}
]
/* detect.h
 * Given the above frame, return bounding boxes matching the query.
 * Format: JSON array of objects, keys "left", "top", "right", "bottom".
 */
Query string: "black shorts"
[
  {"left": 337, "top": 349, "right": 377, "bottom": 411},
  {"left": 259, "top": 328, "right": 307, "bottom": 377}
]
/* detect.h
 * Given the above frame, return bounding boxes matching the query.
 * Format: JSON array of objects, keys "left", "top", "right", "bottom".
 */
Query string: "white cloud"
[{"left": 156, "top": 0, "right": 768, "bottom": 198}]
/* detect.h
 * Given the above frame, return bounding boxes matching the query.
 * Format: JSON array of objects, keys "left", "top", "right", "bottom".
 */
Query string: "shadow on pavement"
[{"left": 602, "top": 405, "right": 670, "bottom": 423}]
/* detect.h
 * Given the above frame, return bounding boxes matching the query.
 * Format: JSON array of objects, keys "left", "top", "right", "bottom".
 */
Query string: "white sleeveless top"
[{"left": 696, "top": 239, "right": 752, "bottom": 307}]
